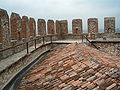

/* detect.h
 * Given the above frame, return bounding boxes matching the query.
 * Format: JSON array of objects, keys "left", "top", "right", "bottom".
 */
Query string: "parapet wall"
[{"left": 0, "top": 8, "right": 120, "bottom": 59}]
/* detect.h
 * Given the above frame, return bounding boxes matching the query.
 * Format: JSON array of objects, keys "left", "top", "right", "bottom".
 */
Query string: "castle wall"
[
  {"left": 37, "top": 19, "right": 46, "bottom": 36},
  {"left": 55, "top": 20, "right": 60, "bottom": 34},
  {"left": 0, "top": 9, "right": 11, "bottom": 59},
  {"left": 29, "top": 18, "right": 36, "bottom": 37},
  {"left": 21, "top": 16, "right": 30, "bottom": 39},
  {"left": 0, "top": 8, "right": 120, "bottom": 59},
  {"left": 92, "top": 42, "right": 120, "bottom": 56},
  {"left": 88, "top": 18, "right": 98, "bottom": 34},
  {"left": 10, "top": 13, "right": 21, "bottom": 41},
  {"left": 47, "top": 20, "right": 54, "bottom": 35},
  {"left": 104, "top": 17, "right": 115, "bottom": 38},
  {"left": 72, "top": 19, "right": 82, "bottom": 34}
]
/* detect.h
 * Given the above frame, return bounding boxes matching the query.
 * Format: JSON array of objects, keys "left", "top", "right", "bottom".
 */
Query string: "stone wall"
[
  {"left": 56, "top": 20, "right": 68, "bottom": 39},
  {"left": 29, "top": 18, "right": 36, "bottom": 38},
  {"left": 93, "top": 42, "right": 120, "bottom": 56},
  {"left": 37, "top": 19, "right": 46, "bottom": 36},
  {"left": 104, "top": 17, "right": 115, "bottom": 33},
  {"left": 72, "top": 19, "right": 82, "bottom": 34},
  {"left": 104, "top": 17, "right": 115, "bottom": 38},
  {"left": 21, "top": 16, "right": 30, "bottom": 39},
  {"left": 0, "top": 8, "right": 120, "bottom": 60},
  {"left": 55, "top": 20, "right": 60, "bottom": 34},
  {"left": 88, "top": 18, "right": 98, "bottom": 34},
  {"left": 59, "top": 20, "right": 68, "bottom": 34},
  {"left": 47, "top": 20, "right": 54, "bottom": 35},
  {"left": 10, "top": 13, "right": 21, "bottom": 41},
  {"left": 0, "top": 9, "right": 11, "bottom": 59}
]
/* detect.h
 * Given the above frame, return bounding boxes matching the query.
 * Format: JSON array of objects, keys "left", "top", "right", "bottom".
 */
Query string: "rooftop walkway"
[
  {"left": 18, "top": 43, "right": 120, "bottom": 90},
  {"left": 0, "top": 40, "right": 83, "bottom": 73}
]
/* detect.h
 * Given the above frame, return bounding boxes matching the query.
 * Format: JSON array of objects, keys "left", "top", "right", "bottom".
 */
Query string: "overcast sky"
[{"left": 0, "top": 0, "right": 120, "bottom": 32}]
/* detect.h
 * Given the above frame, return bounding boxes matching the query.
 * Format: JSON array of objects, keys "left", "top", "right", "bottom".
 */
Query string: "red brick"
[
  {"left": 37, "top": 19, "right": 46, "bottom": 36},
  {"left": 72, "top": 80, "right": 82, "bottom": 86},
  {"left": 10, "top": 12, "right": 21, "bottom": 40},
  {"left": 60, "top": 74, "right": 69, "bottom": 81},
  {"left": 47, "top": 20, "right": 54, "bottom": 35}
]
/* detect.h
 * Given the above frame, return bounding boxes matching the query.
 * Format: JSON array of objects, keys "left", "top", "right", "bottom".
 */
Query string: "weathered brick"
[
  {"left": 88, "top": 18, "right": 98, "bottom": 34},
  {"left": 37, "top": 19, "right": 46, "bottom": 36},
  {"left": 55, "top": 20, "right": 60, "bottom": 34},
  {"left": 10, "top": 12, "right": 21, "bottom": 41},
  {"left": 0, "top": 8, "right": 11, "bottom": 46},
  {"left": 72, "top": 19, "right": 82, "bottom": 34},
  {"left": 29, "top": 18, "right": 36, "bottom": 37},
  {"left": 21, "top": 16, "right": 30, "bottom": 39},
  {"left": 0, "top": 8, "right": 11, "bottom": 59},
  {"left": 47, "top": 20, "right": 54, "bottom": 34},
  {"left": 104, "top": 17, "right": 115, "bottom": 33}
]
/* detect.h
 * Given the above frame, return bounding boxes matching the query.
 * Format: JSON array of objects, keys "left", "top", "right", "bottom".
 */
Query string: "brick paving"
[{"left": 17, "top": 43, "right": 120, "bottom": 90}]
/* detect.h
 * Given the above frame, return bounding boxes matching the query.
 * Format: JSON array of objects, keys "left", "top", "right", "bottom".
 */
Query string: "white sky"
[{"left": 0, "top": 0, "right": 120, "bottom": 32}]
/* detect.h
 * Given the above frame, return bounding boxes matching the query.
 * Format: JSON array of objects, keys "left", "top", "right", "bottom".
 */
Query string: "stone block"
[
  {"left": 47, "top": 20, "right": 54, "bottom": 34},
  {"left": 88, "top": 18, "right": 98, "bottom": 34},
  {"left": 21, "top": 16, "right": 30, "bottom": 39},
  {"left": 72, "top": 19, "right": 82, "bottom": 34},
  {"left": 37, "top": 19, "right": 46, "bottom": 36},
  {"left": 104, "top": 17, "right": 115, "bottom": 33},
  {"left": 0, "top": 8, "right": 11, "bottom": 60},
  {"left": 10, "top": 12, "right": 22, "bottom": 41},
  {"left": 29, "top": 18, "right": 36, "bottom": 37}
]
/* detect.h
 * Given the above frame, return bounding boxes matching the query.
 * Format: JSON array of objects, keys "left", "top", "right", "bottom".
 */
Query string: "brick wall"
[
  {"left": 47, "top": 20, "right": 54, "bottom": 35},
  {"left": 88, "top": 18, "right": 98, "bottom": 34},
  {"left": 0, "top": 9, "right": 11, "bottom": 47},
  {"left": 29, "top": 18, "right": 36, "bottom": 37},
  {"left": 21, "top": 16, "right": 30, "bottom": 39},
  {"left": 93, "top": 42, "right": 120, "bottom": 56},
  {"left": 72, "top": 19, "right": 82, "bottom": 34},
  {"left": 37, "top": 19, "right": 46, "bottom": 36},
  {"left": 0, "top": 9, "right": 11, "bottom": 59},
  {"left": 10, "top": 13, "right": 21, "bottom": 41}
]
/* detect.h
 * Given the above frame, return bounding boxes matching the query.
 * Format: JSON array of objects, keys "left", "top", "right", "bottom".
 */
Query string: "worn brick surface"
[
  {"left": 55, "top": 20, "right": 68, "bottom": 39},
  {"left": 72, "top": 19, "right": 82, "bottom": 34},
  {"left": 104, "top": 17, "right": 115, "bottom": 33},
  {"left": 37, "top": 19, "right": 46, "bottom": 36},
  {"left": 21, "top": 16, "right": 30, "bottom": 39},
  {"left": 88, "top": 18, "right": 98, "bottom": 34},
  {"left": 29, "top": 18, "right": 36, "bottom": 37},
  {"left": 55, "top": 20, "right": 60, "bottom": 34},
  {"left": 47, "top": 20, "right": 54, "bottom": 34},
  {"left": 10, "top": 12, "right": 21, "bottom": 40},
  {"left": 0, "top": 8, "right": 10, "bottom": 46},
  {"left": 17, "top": 43, "right": 120, "bottom": 90},
  {"left": 0, "top": 8, "right": 11, "bottom": 59},
  {"left": 59, "top": 20, "right": 68, "bottom": 34}
]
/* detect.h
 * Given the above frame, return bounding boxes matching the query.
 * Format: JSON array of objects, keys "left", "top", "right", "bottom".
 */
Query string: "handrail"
[
  {"left": 82, "top": 35, "right": 99, "bottom": 49},
  {"left": 0, "top": 35, "right": 58, "bottom": 53}
]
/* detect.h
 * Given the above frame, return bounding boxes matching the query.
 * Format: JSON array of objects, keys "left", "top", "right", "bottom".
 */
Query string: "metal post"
[
  {"left": 26, "top": 42, "right": 29, "bottom": 54},
  {"left": 82, "top": 35, "right": 83, "bottom": 43},
  {"left": 51, "top": 36, "right": 52, "bottom": 43},
  {"left": 34, "top": 39, "right": 36, "bottom": 49},
  {"left": 43, "top": 37, "right": 45, "bottom": 44}
]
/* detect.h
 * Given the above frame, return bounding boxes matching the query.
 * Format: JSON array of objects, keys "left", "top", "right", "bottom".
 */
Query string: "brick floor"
[{"left": 17, "top": 43, "right": 120, "bottom": 90}]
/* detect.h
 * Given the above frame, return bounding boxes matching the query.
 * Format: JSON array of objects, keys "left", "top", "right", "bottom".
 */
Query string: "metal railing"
[
  {"left": 0, "top": 34, "right": 58, "bottom": 55},
  {"left": 82, "top": 34, "right": 99, "bottom": 49},
  {"left": 0, "top": 34, "right": 99, "bottom": 59}
]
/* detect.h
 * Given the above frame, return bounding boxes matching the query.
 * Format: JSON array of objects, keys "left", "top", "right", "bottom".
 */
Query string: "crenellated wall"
[
  {"left": 47, "top": 20, "right": 55, "bottom": 35},
  {"left": 37, "top": 19, "right": 46, "bottom": 36},
  {"left": 72, "top": 19, "right": 82, "bottom": 35},
  {"left": 0, "top": 8, "right": 120, "bottom": 59}
]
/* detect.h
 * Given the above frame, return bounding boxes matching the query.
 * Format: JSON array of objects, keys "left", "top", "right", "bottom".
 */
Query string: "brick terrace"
[{"left": 17, "top": 43, "right": 120, "bottom": 90}]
